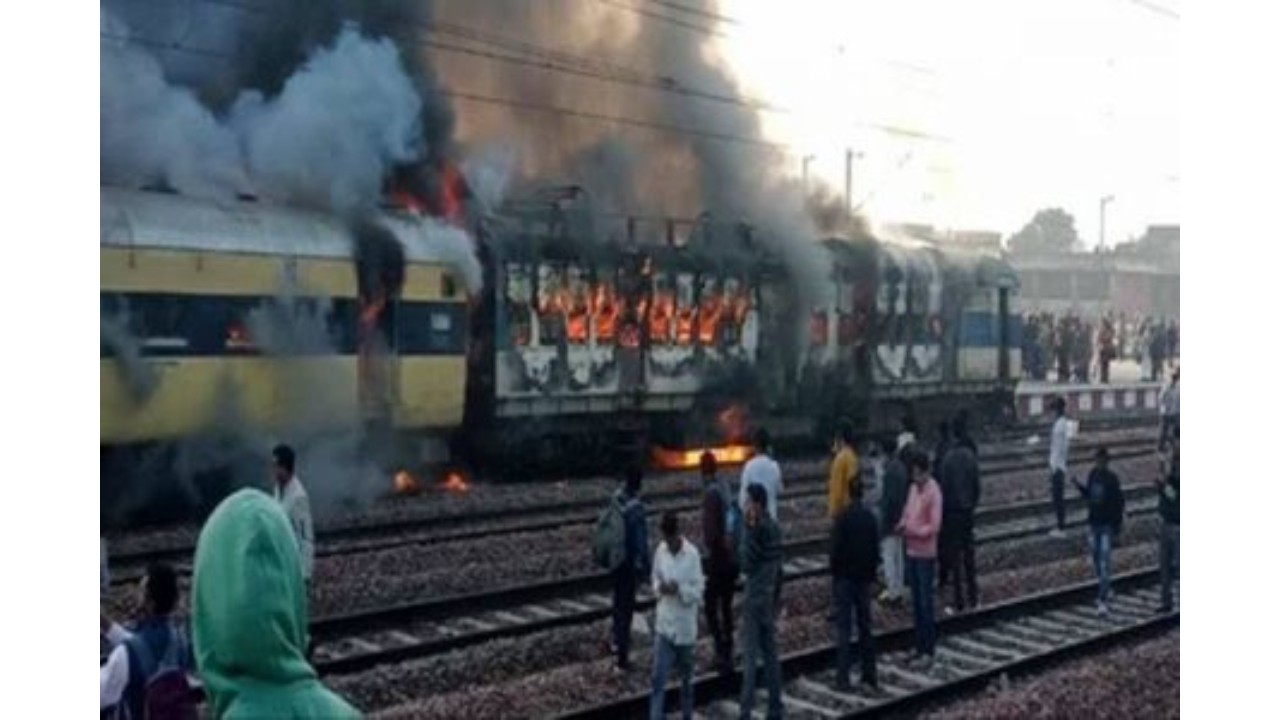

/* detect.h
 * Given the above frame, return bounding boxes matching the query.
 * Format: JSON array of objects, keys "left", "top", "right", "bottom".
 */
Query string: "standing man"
[
  {"left": 649, "top": 511, "right": 705, "bottom": 720},
  {"left": 830, "top": 483, "right": 880, "bottom": 691},
  {"left": 898, "top": 449, "right": 942, "bottom": 670},
  {"left": 700, "top": 451, "right": 738, "bottom": 673},
  {"left": 738, "top": 483, "right": 783, "bottom": 720},
  {"left": 877, "top": 439, "right": 910, "bottom": 605},
  {"left": 1159, "top": 370, "right": 1180, "bottom": 453},
  {"left": 608, "top": 467, "right": 650, "bottom": 673},
  {"left": 932, "top": 421, "right": 952, "bottom": 589},
  {"left": 1156, "top": 448, "right": 1179, "bottom": 613},
  {"left": 739, "top": 428, "right": 783, "bottom": 521},
  {"left": 100, "top": 562, "right": 197, "bottom": 718},
  {"left": 1149, "top": 322, "right": 1166, "bottom": 381},
  {"left": 739, "top": 428, "right": 784, "bottom": 613},
  {"left": 1098, "top": 317, "right": 1116, "bottom": 384},
  {"left": 1072, "top": 447, "right": 1126, "bottom": 616},
  {"left": 939, "top": 429, "right": 981, "bottom": 614},
  {"left": 1047, "top": 397, "right": 1071, "bottom": 538},
  {"left": 827, "top": 418, "right": 860, "bottom": 519},
  {"left": 272, "top": 444, "right": 314, "bottom": 586}
]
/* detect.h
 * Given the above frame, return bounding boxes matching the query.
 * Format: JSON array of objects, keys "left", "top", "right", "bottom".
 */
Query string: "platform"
[{"left": 1015, "top": 379, "right": 1163, "bottom": 420}]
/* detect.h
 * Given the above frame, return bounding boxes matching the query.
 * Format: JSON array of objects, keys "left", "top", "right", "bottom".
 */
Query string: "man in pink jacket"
[{"left": 897, "top": 448, "right": 943, "bottom": 669}]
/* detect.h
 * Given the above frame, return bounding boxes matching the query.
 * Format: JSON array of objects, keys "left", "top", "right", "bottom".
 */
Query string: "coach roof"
[{"left": 100, "top": 186, "right": 451, "bottom": 263}]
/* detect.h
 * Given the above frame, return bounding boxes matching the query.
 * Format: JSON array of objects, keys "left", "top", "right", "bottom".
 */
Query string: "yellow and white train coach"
[{"left": 100, "top": 187, "right": 469, "bottom": 452}]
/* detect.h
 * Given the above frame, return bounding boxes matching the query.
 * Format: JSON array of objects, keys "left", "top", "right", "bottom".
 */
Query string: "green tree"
[{"left": 1006, "top": 208, "right": 1082, "bottom": 254}]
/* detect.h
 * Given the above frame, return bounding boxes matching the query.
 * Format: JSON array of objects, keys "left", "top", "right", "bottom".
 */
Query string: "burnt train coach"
[
  {"left": 462, "top": 189, "right": 1022, "bottom": 470},
  {"left": 462, "top": 189, "right": 781, "bottom": 471},
  {"left": 798, "top": 236, "right": 1022, "bottom": 440},
  {"left": 101, "top": 183, "right": 1021, "bottom": 504},
  {"left": 100, "top": 187, "right": 468, "bottom": 514}
]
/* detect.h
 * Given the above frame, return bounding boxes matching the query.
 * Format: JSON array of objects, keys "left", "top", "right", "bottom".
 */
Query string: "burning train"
[{"left": 100, "top": 177, "right": 1021, "bottom": 492}]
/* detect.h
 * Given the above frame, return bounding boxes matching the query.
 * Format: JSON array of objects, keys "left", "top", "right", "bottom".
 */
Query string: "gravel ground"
[
  {"left": 913, "top": 629, "right": 1179, "bottom": 719},
  {"left": 104, "top": 426, "right": 1156, "bottom": 558},
  {"left": 103, "top": 455, "right": 1161, "bottom": 620},
  {"left": 334, "top": 526, "right": 1164, "bottom": 717}
]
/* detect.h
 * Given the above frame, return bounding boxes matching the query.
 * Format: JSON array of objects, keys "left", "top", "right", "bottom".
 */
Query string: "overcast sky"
[{"left": 718, "top": 0, "right": 1179, "bottom": 245}]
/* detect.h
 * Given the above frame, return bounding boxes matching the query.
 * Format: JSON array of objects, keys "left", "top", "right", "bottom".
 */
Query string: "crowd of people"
[
  {"left": 100, "top": 445, "right": 358, "bottom": 719},
  {"left": 100, "top": 400, "right": 1181, "bottom": 719},
  {"left": 1022, "top": 312, "right": 1179, "bottom": 383},
  {"left": 612, "top": 402, "right": 1180, "bottom": 719}
]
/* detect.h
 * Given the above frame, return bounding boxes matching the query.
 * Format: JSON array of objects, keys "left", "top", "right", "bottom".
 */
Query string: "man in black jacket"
[
  {"left": 1156, "top": 448, "right": 1179, "bottom": 613},
  {"left": 877, "top": 439, "right": 909, "bottom": 605},
  {"left": 939, "top": 433, "right": 981, "bottom": 613},
  {"left": 830, "top": 484, "right": 880, "bottom": 691},
  {"left": 1072, "top": 447, "right": 1125, "bottom": 616},
  {"left": 739, "top": 483, "right": 783, "bottom": 719}
]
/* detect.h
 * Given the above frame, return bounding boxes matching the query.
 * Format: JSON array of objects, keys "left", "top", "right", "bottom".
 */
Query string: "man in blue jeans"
[
  {"left": 648, "top": 511, "right": 705, "bottom": 719},
  {"left": 1072, "top": 447, "right": 1125, "bottom": 616},
  {"left": 830, "top": 483, "right": 880, "bottom": 690},
  {"left": 739, "top": 483, "right": 783, "bottom": 719}
]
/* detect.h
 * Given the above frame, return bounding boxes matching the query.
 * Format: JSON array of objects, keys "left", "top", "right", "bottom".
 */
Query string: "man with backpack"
[
  {"left": 594, "top": 466, "right": 651, "bottom": 673},
  {"left": 100, "top": 562, "right": 197, "bottom": 719},
  {"left": 700, "top": 451, "right": 739, "bottom": 674}
]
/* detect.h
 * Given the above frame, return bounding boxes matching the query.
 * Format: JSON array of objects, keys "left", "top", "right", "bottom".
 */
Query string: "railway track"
[
  {"left": 109, "top": 428, "right": 1158, "bottom": 583},
  {"left": 560, "top": 569, "right": 1177, "bottom": 719},
  {"left": 308, "top": 483, "right": 1162, "bottom": 677}
]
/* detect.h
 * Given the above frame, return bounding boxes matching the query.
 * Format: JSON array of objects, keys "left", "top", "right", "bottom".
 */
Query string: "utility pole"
[
  {"left": 844, "top": 149, "right": 863, "bottom": 214},
  {"left": 1099, "top": 194, "right": 1115, "bottom": 249}
]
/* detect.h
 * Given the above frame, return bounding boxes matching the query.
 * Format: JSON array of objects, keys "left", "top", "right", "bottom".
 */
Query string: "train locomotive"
[{"left": 100, "top": 182, "right": 1020, "bottom": 509}]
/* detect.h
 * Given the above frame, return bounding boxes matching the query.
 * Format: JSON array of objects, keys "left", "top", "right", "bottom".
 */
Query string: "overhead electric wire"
[
  {"left": 646, "top": 0, "right": 743, "bottom": 25},
  {"left": 191, "top": 0, "right": 783, "bottom": 114},
  {"left": 593, "top": 0, "right": 730, "bottom": 38},
  {"left": 1124, "top": 0, "right": 1180, "bottom": 20},
  {"left": 99, "top": 30, "right": 789, "bottom": 152}
]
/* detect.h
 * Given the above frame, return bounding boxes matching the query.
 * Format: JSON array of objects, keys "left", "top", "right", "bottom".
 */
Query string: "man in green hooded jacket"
[{"left": 192, "top": 488, "right": 359, "bottom": 718}]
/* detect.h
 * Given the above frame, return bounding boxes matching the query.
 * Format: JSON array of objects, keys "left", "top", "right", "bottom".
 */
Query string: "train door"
[{"left": 997, "top": 287, "right": 1011, "bottom": 383}]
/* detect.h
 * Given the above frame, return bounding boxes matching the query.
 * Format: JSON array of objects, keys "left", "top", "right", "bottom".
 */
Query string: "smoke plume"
[{"left": 102, "top": 8, "right": 424, "bottom": 216}]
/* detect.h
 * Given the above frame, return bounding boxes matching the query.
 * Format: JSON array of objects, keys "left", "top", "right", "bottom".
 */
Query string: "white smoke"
[
  {"left": 100, "top": 9, "right": 247, "bottom": 199},
  {"left": 380, "top": 215, "right": 484, "bottom": 295},
  {"left": 230, "top": 28, "right": 423, "bottom": 214},
  {"left": 461, "top": 143, "right": 519, "bottom": 215},
  {"left": 101, "top": 8, "right": 424, "bottom": 216}
]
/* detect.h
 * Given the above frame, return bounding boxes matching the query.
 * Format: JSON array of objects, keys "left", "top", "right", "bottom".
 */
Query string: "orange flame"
[
  {"left": 442, "top": 471, "right": 470, "bottom": 493},
  {"left": 394, "top": 470, "right": 421, "bottom": 495},
  {"left": 651, "top": 444, "right": 754, "bottom": 471},
  {"left": 439, "top": 163, "right": 466, "bottom": 225},
  {"left": 717, "top": 404, "right": 749, "bottom": 443}
]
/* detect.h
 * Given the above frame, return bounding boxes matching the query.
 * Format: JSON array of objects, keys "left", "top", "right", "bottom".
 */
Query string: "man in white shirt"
[
  {"left": 739, "top": 428, "right": 783, "bottom": 521},
  {"left": 1048, "top": 397, "right": 1071, "bottom": 538},
  {"left": 648, "top": 511, "right": 705, "bottom": 720},
  {"left": 273, "top": 444, "right": 315, "bottom": 584}
]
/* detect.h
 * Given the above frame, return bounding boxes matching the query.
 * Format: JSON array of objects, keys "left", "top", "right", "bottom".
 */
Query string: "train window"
[{"left": 397, "top": 302, "right": 463, "bottom": 355}]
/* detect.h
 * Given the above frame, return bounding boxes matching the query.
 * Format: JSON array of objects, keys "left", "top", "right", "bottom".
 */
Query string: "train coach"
[
  {"left": 100, "top": 187, "right": 468, "bottom": 514},
  {"left": 101, "top": 183, "right": 1021, "bottom": 515}
]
